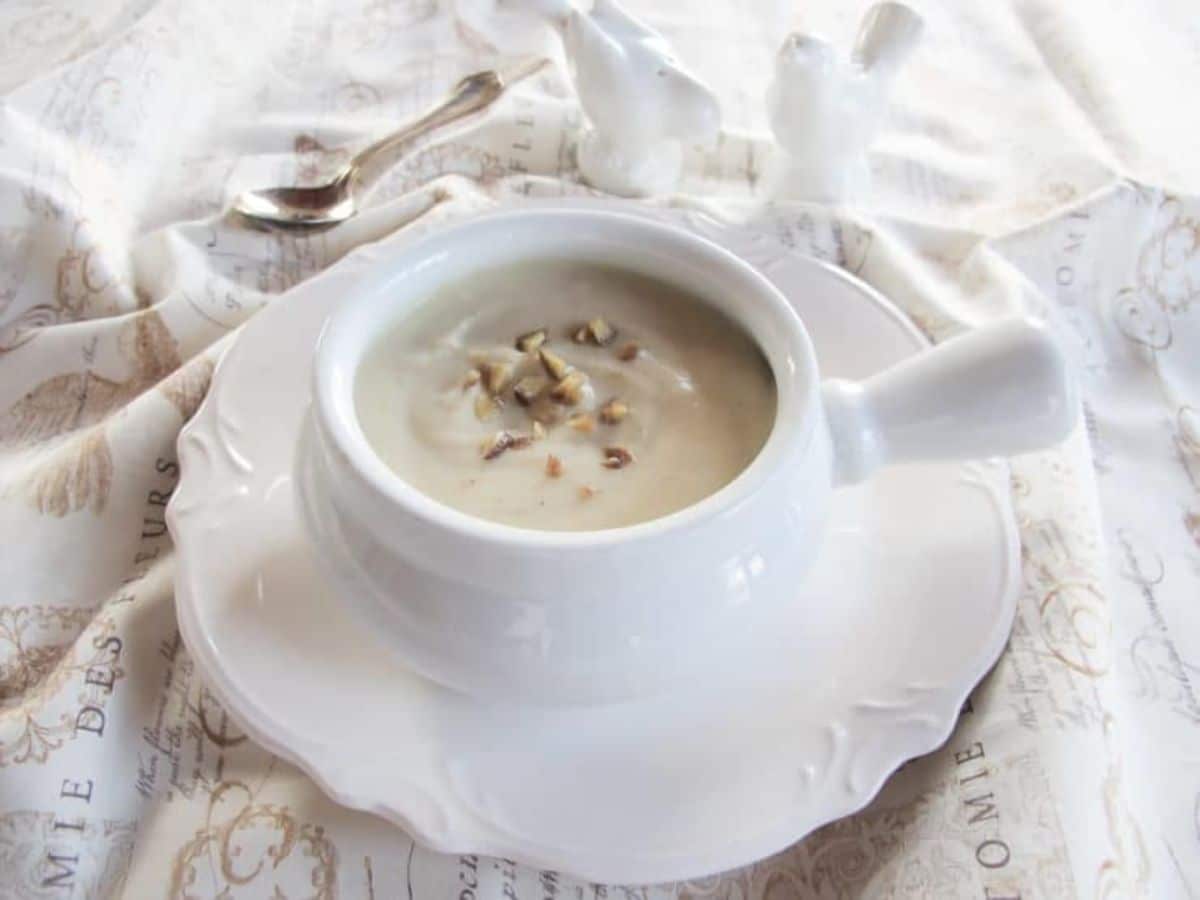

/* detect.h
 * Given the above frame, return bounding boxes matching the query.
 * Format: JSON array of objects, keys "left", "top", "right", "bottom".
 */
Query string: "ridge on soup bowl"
[{"left": 296, "top": 209, "right": 1077, "bottom": 705}]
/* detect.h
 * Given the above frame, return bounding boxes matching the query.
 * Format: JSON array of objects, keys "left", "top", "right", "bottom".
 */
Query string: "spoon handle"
[{"left": 346, "top": 71, "right": 508, "bottom": 180}]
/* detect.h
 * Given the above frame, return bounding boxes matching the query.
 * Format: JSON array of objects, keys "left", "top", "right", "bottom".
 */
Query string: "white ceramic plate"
[{"left": 169, "top": 204, "right": 1018, "bottom": 884}]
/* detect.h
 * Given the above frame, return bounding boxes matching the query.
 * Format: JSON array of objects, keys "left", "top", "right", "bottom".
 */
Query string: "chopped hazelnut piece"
[
  {"left": 617, "top": 342, "right": 640, "bottom": 362},
  {"left": 601, "top": 446, "right": 634, "bottom": 469},
  {"left": 515, "top": 328, "right": 548, "bottom": 353},
  {"left": 550, "top": 371, "right": 586, "bottom": 405},
  {"left": 598, "top": 398, "right": 628, "bottom": 425},
  {"left": 532, "top": 421, "right": 547, "bottom": 440},
  {"left": 568, "top": 413, "right": 596, "bottom": 433},
  {"left": 474, "top": 392, "right": 499, "bottom": 421},
  {"left": 587, "top": 317, "right": 616, "bottom": 346},
  {"left": 571, "top": 318, "right": 618, "bottom": 346},
  {"left": 461, "top": 369, "right": 481, "bottom": 390},
  {"left": 513, "top": 375, "right": 546, "bottom": 407},
  {"left": 510, "top": 433, "right": 534, "bottom": 450},
  {"left": 481, "top": 431, "right": 515, "bottom": 460},
  {"left": 578, "top": 485, "right": 595, "bottom": 500},
  {"left": 545, "top": 454, "right": 564, "bottom": 478},
  {"left": 479, "top": 361, "right": 513, "bottom": 395},
  {"left": 538, "top": 347, "right": 571, "bottom": 381}
]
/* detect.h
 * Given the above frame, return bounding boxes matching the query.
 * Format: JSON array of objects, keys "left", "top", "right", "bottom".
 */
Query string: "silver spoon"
[{"left": 233, "top": 57, "right": 548, "bottom": 231}]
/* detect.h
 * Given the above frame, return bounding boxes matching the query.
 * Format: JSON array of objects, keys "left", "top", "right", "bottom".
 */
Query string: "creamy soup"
[{"left": 354, "top": 261, "right": 776, "bottom": 530}]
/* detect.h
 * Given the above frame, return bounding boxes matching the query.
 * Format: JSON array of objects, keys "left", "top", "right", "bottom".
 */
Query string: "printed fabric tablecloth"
[{"left": 0, "top": 0, "right": 1198, "bottom": 897}]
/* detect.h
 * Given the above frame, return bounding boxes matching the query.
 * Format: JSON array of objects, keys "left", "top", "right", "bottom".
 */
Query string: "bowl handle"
[{"left": 820, "top": 317, "right": 1078, "bottom": 486}]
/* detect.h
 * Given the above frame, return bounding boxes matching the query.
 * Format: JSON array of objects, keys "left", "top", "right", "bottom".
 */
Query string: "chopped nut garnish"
[
  {"left": 532, "top": 421, "right": 547, "bottom": 440},
  {"left": 617, "top": 342, "right": 640, "bottom": 362},
  {"left": 587, "top": 317, "right": 616, "bottom": 346},
  {"left": 546, "top": 454, "right": 564, "bottom": 478},
  {"left": 568, "top": 413, "right": 596, "bottom": 433},
  {"left": 598, "top": 398, "right": 628, "bottom": 425},
  {"left": 461, "top": 369, "right": 481, "bottom": 390},
  {"left": 479, "top": 361, "right": 513, "bottom": 395},
  {"left": 571, "top": 318, "right": 618, "bottom": 346},
  {"left": 512, "top": 375, "right": 546, "bottom": 407},
  {"left": 474, "top": 392, "right": 499, "bottom": 421},
  {"left": 510, "top": 433, "right": 534, "bottom": 450},
  {"left": 481, "top": 431, "right": 514, "bottom": 460},
  {"left": 549, "top": 371, "right": 586, "bottom": 405},
  {"left": 578, "top": 485, "right": 595, "bottom": 500},
  {"left": 601, "top": 446, "right": 634, "bottom": 469},
  {"left": 538, "top": 347, "right": 571, "bottom": 380},
  {"left": 515, "top": 328, "right": 548, "bottom": 353}
]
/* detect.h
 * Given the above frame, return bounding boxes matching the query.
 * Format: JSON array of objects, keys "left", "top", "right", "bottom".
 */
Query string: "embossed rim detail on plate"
[{"left": 167, "top": 200, "right": 1020, "bottom": 884}]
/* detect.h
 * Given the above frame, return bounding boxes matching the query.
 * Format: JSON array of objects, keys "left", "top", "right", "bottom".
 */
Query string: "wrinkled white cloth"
[{"left": 0, "top": 1, "right": 1197, "bottom": 897}]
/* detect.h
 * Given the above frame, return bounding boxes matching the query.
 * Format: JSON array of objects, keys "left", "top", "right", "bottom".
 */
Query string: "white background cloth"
[{"left": 0, "top": 0, "right": 1197, "bottom": 896}]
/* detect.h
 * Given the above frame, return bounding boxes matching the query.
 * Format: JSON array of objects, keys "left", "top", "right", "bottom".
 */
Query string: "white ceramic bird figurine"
[
  {"left": 525, "top": 0, "right": 721, "bottom": 197},
  {"left": 766, "top": 2, "right": 923, "bottom": 203}
]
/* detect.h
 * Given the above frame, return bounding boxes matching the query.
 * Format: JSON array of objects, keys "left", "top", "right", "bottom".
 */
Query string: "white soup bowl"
[{"left": 295, "top": 208, "right": 1075, "bottom": 705}]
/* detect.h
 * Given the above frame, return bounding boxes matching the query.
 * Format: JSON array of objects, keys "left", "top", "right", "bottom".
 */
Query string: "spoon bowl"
[{"left": 234, "top": 176, "right": 357, "bottom": 230}]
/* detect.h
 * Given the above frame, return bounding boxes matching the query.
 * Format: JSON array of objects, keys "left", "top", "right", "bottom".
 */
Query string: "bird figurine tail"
[{"left": 852, "top": 2, "right": 924, "bottom": 76}]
